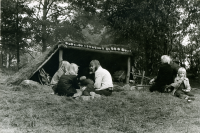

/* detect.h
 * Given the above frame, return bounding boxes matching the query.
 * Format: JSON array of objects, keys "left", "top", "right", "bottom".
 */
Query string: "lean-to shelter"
[{"left": 5, "top": 41, "right": 132, "bottom": 85}]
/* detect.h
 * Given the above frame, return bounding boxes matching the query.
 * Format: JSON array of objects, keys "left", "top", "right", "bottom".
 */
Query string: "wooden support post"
[
  {"left": 59, "top": 49, "right": 63, "bottom": 68},
  {"left": 126, "top": 56, "right": 131, "bottom": 84},
  {"left": 141, "top": 71, "right": 145, "bottom": 85}
]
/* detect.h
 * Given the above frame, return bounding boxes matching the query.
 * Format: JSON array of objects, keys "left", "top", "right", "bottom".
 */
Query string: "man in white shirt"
[{"left": 89, "top": 60, "right": 113, "bottom": 96}]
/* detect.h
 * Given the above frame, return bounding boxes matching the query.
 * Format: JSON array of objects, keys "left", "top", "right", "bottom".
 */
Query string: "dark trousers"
[
  {"left": 95, "top": 88, "right": 112, "bottom": 96},
  {"left": 149, "top": 83, "right": 166, "bottom": 93},
  {"left": 174, "top": 89, "right": 194, "bottom": 99},
  {"left": 52, "top": 84, "right": 77, "bottom": 96},
  {"left": 82, "top": 84, "right": 95, "bottom": 96}
]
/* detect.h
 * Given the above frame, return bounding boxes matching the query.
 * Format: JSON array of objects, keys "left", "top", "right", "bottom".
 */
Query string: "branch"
[
  {"left": 39, "top": 0, "right": 44, "bottom": 6},
  {"left": 31, "top": 12, "right": 40, "bottom": 20},
  {"left": 33, "top": 2, "right": 42, "bottom": 19},
  {"left": 46, "top": 1, "right": 54, "bottom": 16},
  {"left": 21, "top": 49, "right": 35, "bottom": 59}
]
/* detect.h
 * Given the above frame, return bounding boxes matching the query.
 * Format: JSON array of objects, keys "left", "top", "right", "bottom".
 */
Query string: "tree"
[
  {"left": 29, "top": 0, "right": 86, "bottom": 52},
  {"left": 1, "top": 0, "right": 33, "bottom": 69},
  {"left": 68, "top": 0, "right": 200, "bottom": 75}
]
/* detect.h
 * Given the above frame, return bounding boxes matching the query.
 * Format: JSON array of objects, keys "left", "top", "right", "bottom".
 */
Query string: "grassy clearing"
[{"left": 0, "top": 73, "right": 200, "bottom": 133}]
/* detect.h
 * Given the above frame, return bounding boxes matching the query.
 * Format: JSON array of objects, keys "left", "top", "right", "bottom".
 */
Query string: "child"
[
  {"left": 172, "top": 67, "right": 195, "bottom": 102},
  {"left": 73, "top": 76, "right": 100, "bottom": 98}
]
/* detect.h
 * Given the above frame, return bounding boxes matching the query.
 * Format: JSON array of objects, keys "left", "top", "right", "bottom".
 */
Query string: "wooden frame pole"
[
  {"left": 59, "top": 49, "right": 63, "bottom": 68},
  {"left": 30, "top": 47, "right": 59, "bottom": 79},
  {"left": 126, "top": 56, "right": 131, "bottom": 84}
]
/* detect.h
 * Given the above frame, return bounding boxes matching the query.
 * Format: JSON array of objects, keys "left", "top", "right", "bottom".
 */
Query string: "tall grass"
[{"left": 0, "top": 73, "right": 200, "bottom": 133}]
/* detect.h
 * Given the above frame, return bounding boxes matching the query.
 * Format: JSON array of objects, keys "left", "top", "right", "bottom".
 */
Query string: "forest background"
[{"left": 1, "top": 0, "right": 200, "bottom": 77}]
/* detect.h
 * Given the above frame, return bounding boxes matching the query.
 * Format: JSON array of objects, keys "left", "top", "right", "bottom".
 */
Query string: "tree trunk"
[
  {"left": 16, "top": 0, "right": 20, "bottom": 70},
  {"left": 42, "top": 0, "right": 48, "bottom": 52},
  {"left": 6, "top": 53, "right": 9, "bottom": 68},
  {"left": 0, "top": 51, "right": 2, "bottom": 68},
  {"left": 144, "top": 41, "right": 150, "bottom": 76},
  {"left": 163, "top": 39, "right": 168, "bottom": 55},
  {"left": 1, "top": 52, "right": 4, "bottom": 67},
  {"left": 126, "top": 56, "right": 131, "bottom": 84}
]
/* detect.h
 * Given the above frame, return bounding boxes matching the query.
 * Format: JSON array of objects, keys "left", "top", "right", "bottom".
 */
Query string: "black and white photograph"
[{"left": 0, "top": 0, "right": 200, "bottom": 132}]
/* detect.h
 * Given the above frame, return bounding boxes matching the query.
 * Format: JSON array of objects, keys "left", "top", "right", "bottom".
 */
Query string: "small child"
[
  {"left": 172, "top": 67, "right": 195, "bottom": 102},
  {"left": 73, "top": 76, "right": 96, "bottom": 98}
]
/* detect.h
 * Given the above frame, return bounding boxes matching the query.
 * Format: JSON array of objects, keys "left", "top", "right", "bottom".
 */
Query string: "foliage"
[
  {"left": 67, "top": 0, "right": 200, "bottom": 75},
  {"left": 1, "top": 0, "right": 100, "bottom": 68},
  {"left": 28, "top": 0, "right": 90, "bottom": 52},
  {"left": 1, "top": 0, "right": 200, "bottom": 76},
  {"left": 1, "top": 0, "right": 34, "bottom": 68}
]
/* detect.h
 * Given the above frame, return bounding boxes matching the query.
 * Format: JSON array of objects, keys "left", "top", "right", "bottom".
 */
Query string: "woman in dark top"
[
  {"left": 149, "top": 55, "right": 174, "bottom": 93},
  {"left": 55, "top": 63, "right": 80, "bottom": 96}
]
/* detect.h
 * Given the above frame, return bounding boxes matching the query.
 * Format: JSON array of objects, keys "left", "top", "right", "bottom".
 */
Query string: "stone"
[
  {"left": 130, "top": 86, "right": 136, "bottom": 90},
  {"left": 20, "top": 80, "right": 42, "bottom": 89},
  {"left": 80, "top": 96, "right": 92, "bottom": 101}
]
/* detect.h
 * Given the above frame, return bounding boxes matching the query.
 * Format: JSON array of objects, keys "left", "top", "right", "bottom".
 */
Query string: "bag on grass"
[
  {"left": 113, "top": 70, "right": 126, "bottom": 82},
  {"left": 38, "top": 68, "right": 51, "bottom": 85}
]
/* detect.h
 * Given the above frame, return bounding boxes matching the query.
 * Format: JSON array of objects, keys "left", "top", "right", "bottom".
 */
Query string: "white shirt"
[{"left": 94, "top": 66, "right": 113, "bottom": 90}]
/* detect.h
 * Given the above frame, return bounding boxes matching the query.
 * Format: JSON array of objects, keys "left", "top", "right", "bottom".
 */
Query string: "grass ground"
[{"left": 0, "top": 72, "right": 200, "bottom": 133}]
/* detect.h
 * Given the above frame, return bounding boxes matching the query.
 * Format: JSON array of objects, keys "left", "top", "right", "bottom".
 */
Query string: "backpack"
[
  {"left": 113, "top": 70, "right": 126, "bottom": 82},
  {"left": 38, "top": 68, "right": 51, "bottom": 85}
]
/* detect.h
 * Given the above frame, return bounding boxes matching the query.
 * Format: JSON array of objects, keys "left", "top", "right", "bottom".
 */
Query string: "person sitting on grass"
[
  {"left": 149, "top": 55, "right": 174, "bottom": 93},
  {"left": 171, "top": 67, "right": 195, "bottom": 102},
  {"left": 72, "top": 76, "right": 94, "bottom": 97},
  {"left": 73, "top": 76, "right": 101, "bottom": 99},
  {"left": 149, "top": 56, "right": 181, "bottom": 92},
  {"left": 79, "top": 76, "right": 95, "bottom": 96},
  {"left": 50, "top": 60, "right": 70, "bottom": 93},
  {"left": 89, "top": 60, "right": 113, "bottom": 96},
  {"left": 55, "top": 63, "right": 80, "bottom": 96}
]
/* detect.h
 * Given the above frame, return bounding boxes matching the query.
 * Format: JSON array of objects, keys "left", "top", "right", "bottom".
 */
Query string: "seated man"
[{"left": 89, "top": 60, "right": 113, "bottom": 96}]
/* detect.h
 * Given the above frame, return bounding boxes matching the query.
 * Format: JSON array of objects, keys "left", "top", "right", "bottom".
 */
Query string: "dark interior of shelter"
[{"left": 30, "top": 48, "right": 130, "bottom": 83}]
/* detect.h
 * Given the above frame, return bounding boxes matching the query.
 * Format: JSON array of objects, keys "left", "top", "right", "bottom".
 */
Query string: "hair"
[
  {"left": 90, "top": 60, "right": 100, "bottom": 67},
  {"left": 80, "top": 76, "right": 86, "bottom": 81},
  {"left": 68, "top": 63, "right": 79, "bottom": 75},
  {"left": 177, "top": 67, "right": 186, "bottom": 76},
  {"left": 161, "top": 55, "right": 171, "bottom": 64},
  {"left": 60, "top": 61, "right": 70, "bottom": 73},
  {"left": 90, "top": 60, "right": 101, "bottom": 72}
]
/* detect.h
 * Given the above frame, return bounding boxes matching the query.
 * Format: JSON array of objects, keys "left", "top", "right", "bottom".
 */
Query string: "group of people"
[
  {"left": 50, "top": 60, "right": 113, "bottom": 98},
  {"left": 149, "top": 55, "right": 195, "bottom": 102},
  {"left": 50, "top": 55, "right": 195, "bottom": 102}
]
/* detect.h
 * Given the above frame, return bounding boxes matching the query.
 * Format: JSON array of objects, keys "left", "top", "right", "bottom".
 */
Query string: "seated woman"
[
  {"left": 55, "top": 63, "right": 80, "bottom": 96},
  {"left": 50, "top": 61, "right": 70, "bottom": 92},
  {"left": 149, "top": 55, "right": 174, "bottom": 93}
]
